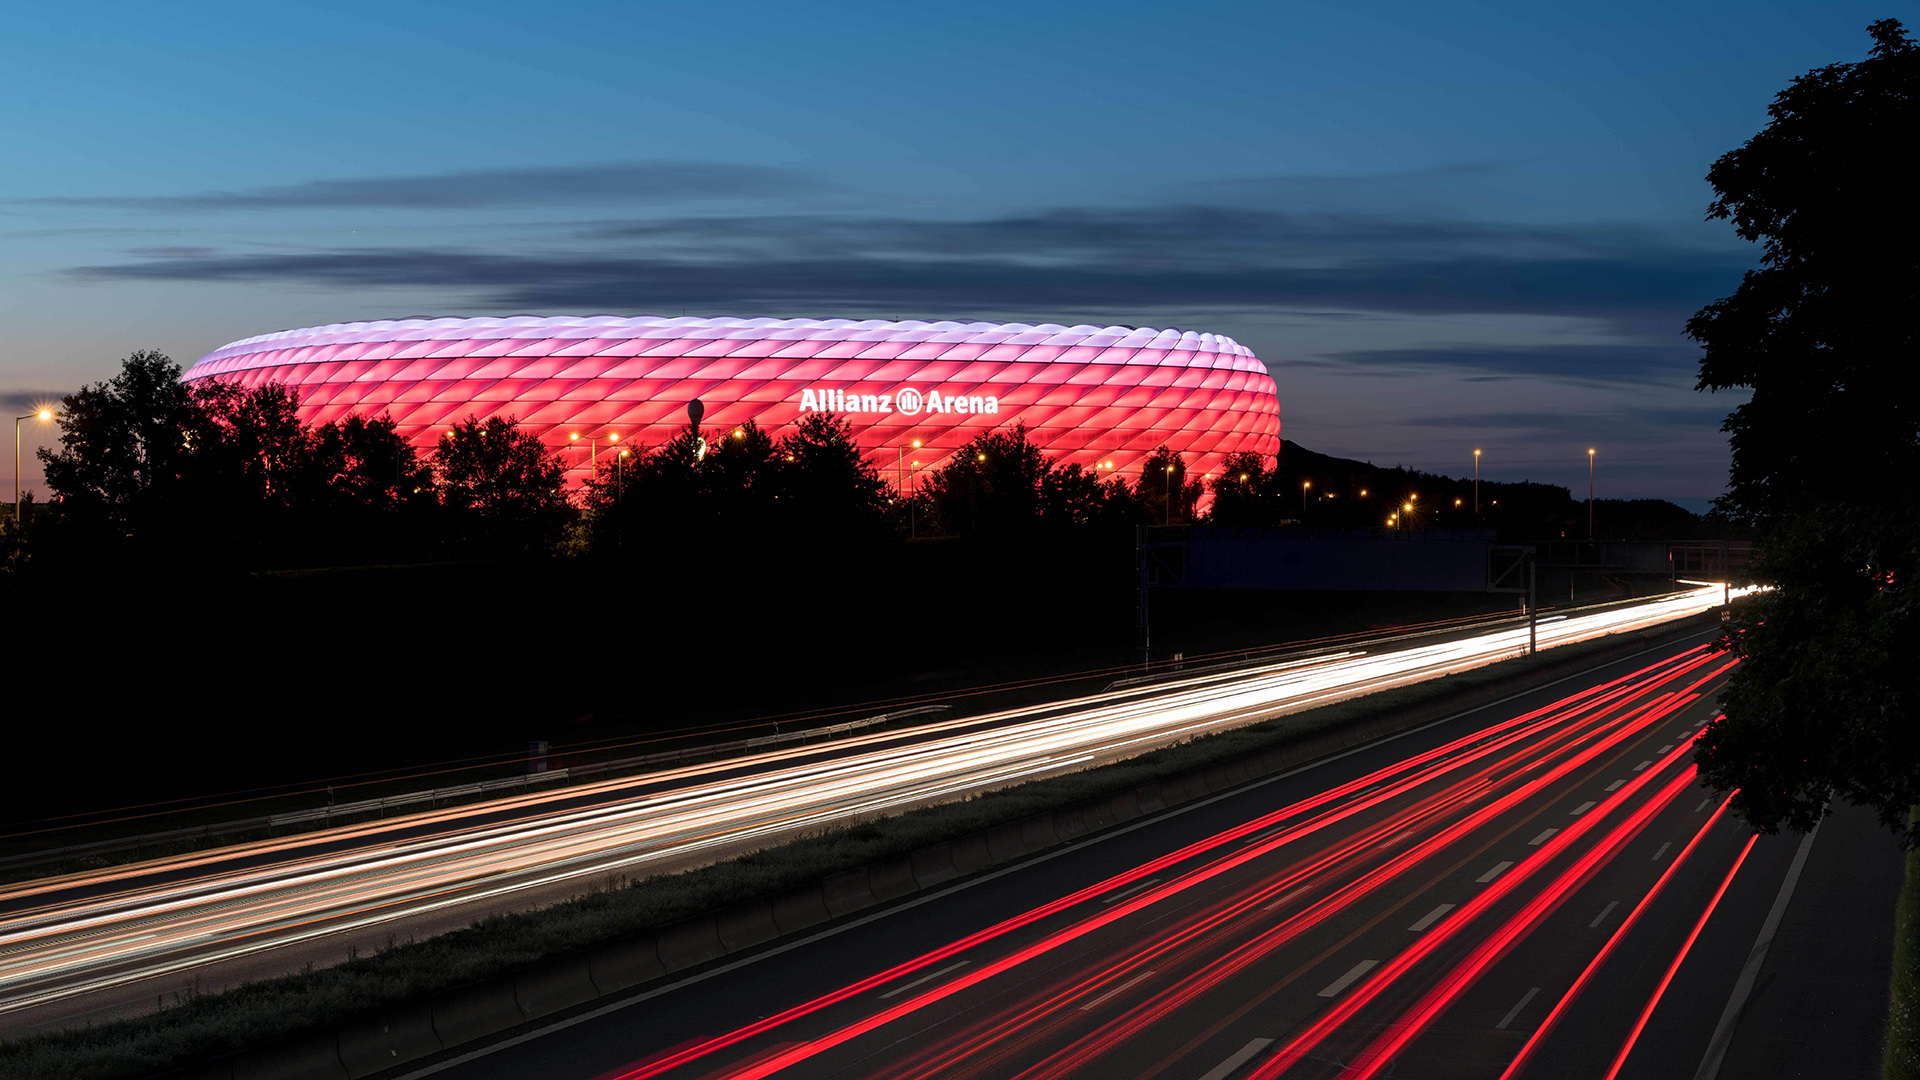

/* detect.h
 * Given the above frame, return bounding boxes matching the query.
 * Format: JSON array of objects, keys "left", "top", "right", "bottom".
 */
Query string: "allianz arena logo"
[{"left": 798, "top": 387, "right": 1001, "bottom": 417}]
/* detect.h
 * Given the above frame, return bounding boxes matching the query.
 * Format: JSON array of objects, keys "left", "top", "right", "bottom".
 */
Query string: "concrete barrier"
[
  {"left": 821, "top": 868, "right": 877, "bottom": 918},
  {"left": 985, "top": 821, "right": 1030, "bottom": 863},
  {"left": 716, "top": 901, "right": 781, "bottom": 953},
  {"left": 588, "top": 934, "right": 665, "bottom": 994},
  {"left": 430, "top": 979, "right": 527, "bottom": 1050},
  {"left": 336, "top": 1006, "right": 442, "bottom": 1079},
  {"left": 1136, "top": 783, "right": 1168, "bottom": 815},
  {"left": 515, "top": 956, "right": 599, "bottom": 1019},
  {"left": 230, "top": 1037, "right": 347, "bottom": 1080},
  {"left": 867, "top": 857, "right": 919, "bottom": 903},
  {"left": 1019, "top": 815, "right": 1060, "bottom": 852},
  {"left": 950, "top": 832, "right": 993, "bottom": 875},
  {"left": 655, "top": 917, "right": 727, "bottom": 972},
  {"left": 909, "top": 844, "right": 960, "bottom": 890},
  {"left": 770, "top": 885, "right": 833, "bottom": 934}
]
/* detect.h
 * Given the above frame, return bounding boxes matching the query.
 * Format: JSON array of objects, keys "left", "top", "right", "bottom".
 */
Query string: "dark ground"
[{"left": 5, "top": 535, "right": 1666, "bottom": 845}]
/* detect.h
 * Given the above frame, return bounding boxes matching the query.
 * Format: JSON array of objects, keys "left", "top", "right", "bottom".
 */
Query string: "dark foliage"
[
  {"left": 920, "top": 424, "right": 1139, "bottom": 537},
  {"left": 433, "top": 415, "right": 573, "bottom": 556},
  {"left": 1685, "top": 21, "right": 1920, "bottom": 840}
]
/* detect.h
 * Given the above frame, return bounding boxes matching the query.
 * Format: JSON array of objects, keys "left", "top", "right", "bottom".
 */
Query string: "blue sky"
[{"left": 0, "top": 0, "right": 1899, "bottom": 507}]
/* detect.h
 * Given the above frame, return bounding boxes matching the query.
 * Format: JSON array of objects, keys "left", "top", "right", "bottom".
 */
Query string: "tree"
[
  {"left": 1208, "top": 451, "right": 1281, "bottom": 526},
  {"left": 1137, "top": 446, "right": 1203, "bottom": 526},
  {"left": 923, "top": 425, "right": 1050, "bottom": 537},
  {"left": 1687, "top": 21, "right": 1920, "bottom": 839},
  {"left": 38, "top": 349, "right": 198, "bottom": 548},
  {"left": 434, "top": 415, "right": 572, "bottom": 555},
  {"left": 774, "top": 412, "right": 890, "bottom": 538}
]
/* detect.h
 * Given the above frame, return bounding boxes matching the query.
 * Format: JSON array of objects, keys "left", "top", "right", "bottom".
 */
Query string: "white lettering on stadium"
[{"left": 798, "top": 388, "right": 999, "bottom": 416}]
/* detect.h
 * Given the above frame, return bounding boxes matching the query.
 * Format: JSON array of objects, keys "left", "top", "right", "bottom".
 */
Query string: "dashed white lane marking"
[
  {"left": 1529, "top": 828, "right": 1558, "bottom": 846},
  {"left": 1591, "top": 900, "right": 1621, "bottom": 928},
  {"left": 1696, "top": 798, "right": 1713, "bottom": 813},
  {"left": 1652, "top": 842, "right": 1672, "bottom": 861},
  {"left": 1408, "top": 903, "right": 1455, "bottom": 932},
  {"left": 1101, "top": 878, "right": 1161, "bottom": 904},
  {"left": 1476, "top": 861, "right": 1515, "bottom": 883},
  {"left": 1079, "top": 969, "right": 1156, "bottom": 1011},
  {"left": 879, "top": 960, "right": 971, "bottom": 999},
  {"left": 1605, "top": 780, "right": 1626, "bottom": 792},
  {"left": 1658, "top": 744, "right": 1674, "bottom": 753},
  {"left": 1262, "top": 886, "right": 1311, "bottom": 911},
  {"left": 1318, "top": 959, "right": 1380, "bottom": 997},
  {"left": 1496, "top": 987, "right": 1542, "bottom": 1030},
  {"left": 1634, "top": 760, "right": 1653, "bottom": 771},
  {"left": 1571, "top": 801, "right": 1597, "bottom": 815},
  {"left": 1196, "top": 1038, "right": 1275, "bottom": 1080}
]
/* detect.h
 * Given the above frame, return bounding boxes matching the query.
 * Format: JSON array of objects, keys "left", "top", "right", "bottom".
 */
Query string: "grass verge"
[
  {"left": 0, "top": 621, "right": 1713, "bottom": 1080},
  {"left": 1886, "top": 809, "right": 1920, "bottom": 1080}
]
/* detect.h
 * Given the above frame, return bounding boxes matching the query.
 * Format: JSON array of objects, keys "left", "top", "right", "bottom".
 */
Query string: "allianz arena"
[{"left": 181, "top": 316, "right": 1280, "bottom": 486}]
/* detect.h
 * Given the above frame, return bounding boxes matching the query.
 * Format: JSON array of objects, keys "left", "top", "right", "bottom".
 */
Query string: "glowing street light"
[
  {"left": 12, "top": 409, "right": 53, "bottom": 526},
  {"left": 1473, "top": 448, "right": 1482, "bottom": 516},
  {"left": 1587, "top": 448, "right": 1597, "bottom": 540}
]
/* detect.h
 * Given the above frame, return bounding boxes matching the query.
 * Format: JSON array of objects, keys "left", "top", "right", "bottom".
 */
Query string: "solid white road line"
[
  {"left": 1196, "top": 1038, "right": 1275, "bottom": 1080},
  {"left": 879, "top": 960, "right": 970, "bottom": 999},
  {"left": 1408, "top": 904, "right": 1455, "bottom": 932},
  {"left": 1078, "top": 969, "right": 1155, "bottom": 1011},
  {"left": 1571, "top": 801, "right": 1597, "bottom": 815},
  {"left": 1100, "top": 878, "right": 1160, "bottom": 904},
  {"left": 1692, "top": 820, "right": 1823, "bottom": 1080},
  {"left": 1528, "top": 829, "right": 1557, "bottom": 846},
  {"left": 1262, "top": 886, "right": 1312, "bottom": 912},
  {"left": 1496, "top": 986, "right": 1541, "bottom": 1030},
  {"left": 1476, "top": 861, "right": 1514, "bottom": 883},
  {"left": 1590, "top": 900, "right": 1620, "bottom": 928},
  {"left": 1652, "top": 842, "right": 1672, "bottom": 861},
  {"left": 1317, "top": 960, "right": 1379, "bottom": 998}
]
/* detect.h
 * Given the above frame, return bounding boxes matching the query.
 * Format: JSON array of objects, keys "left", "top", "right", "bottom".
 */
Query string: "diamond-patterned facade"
[{"left": 182, "top": 316, "right": 1281, "bottom": 489}]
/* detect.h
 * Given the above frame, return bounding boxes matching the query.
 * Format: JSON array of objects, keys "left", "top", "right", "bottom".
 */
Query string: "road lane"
[
  {"left": 402, "top": 632, "right": 1869, "bottom": 1080},
  {"left": 0, "top": 587, "right": 1750, "bottom": 1031}
]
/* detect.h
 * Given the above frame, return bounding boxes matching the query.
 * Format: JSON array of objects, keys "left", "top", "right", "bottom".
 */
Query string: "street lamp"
[
  {"left": 1164, "top": 463, "right": 1177, "bottom": 525},
  {"left": 1302, "top": 479, "right": 1311, "bottom": 520},
  {"left": 1587, "top": 447, "right": 1596, "bottom": 541},
  {"left": 1473, "top": 448, "right": 1481, "bottom": 516},
  {"left": 13, "top": 409, "right": 52, "bottom": 526},
  {"left": 568, "top": 431, "right": 621, "bottom": 474}
]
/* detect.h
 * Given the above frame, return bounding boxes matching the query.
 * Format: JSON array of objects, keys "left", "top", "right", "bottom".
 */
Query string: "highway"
[
  {"left": 404, "top": 633, "right": 1901, "bottom": 1080},
  {"left": 0, "top": 586, "right": 1750, "bottom": 1035}
]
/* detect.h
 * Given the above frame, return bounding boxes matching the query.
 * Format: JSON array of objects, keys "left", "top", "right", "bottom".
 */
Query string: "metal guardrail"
[{"left": 0, "top": 705, "right": 951, "bottom": 874}]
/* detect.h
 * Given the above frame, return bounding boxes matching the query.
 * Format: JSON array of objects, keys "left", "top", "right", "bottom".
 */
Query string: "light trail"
[
  {"left": 586, "top": 647, "right": 1726, "bottom": 1080},
  {"left": 0, "top": 586, "right": 1747, "bottom": 1022}
]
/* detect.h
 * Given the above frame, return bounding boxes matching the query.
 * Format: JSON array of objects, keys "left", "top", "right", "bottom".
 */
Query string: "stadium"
[{"left": 181, "top": 316, "right": 1281, "bottom": 487}]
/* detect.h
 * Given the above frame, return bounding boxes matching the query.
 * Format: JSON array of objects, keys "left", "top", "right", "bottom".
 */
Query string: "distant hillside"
[{"left": 1266, "top": 440, "right": 1735, "bottom": 542}]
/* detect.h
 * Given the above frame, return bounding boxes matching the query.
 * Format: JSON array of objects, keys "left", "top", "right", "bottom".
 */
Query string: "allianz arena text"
[{"left": 181, "top": 316, "right": 1281, "bottom": 487}]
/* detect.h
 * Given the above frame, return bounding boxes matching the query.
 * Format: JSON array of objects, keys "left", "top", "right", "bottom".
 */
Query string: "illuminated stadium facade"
[{"left": 181, "top": 316, "right": 1280, "bottom": 487}]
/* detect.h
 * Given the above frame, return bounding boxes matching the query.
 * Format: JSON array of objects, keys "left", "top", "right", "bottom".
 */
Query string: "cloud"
[
  {"left": 66, "top": 204, "right": 1748, "bottom": 327},
  {"left": 0, "top": 390, "right": 68, "bottom": 412},
  {"left": 24, "top": 162, "right": 829, "bottom": 211},
  {"left": 1318, "top": 343, "right": 1701, "bottom": 384}
]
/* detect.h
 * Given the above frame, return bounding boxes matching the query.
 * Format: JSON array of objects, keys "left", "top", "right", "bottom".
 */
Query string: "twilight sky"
[{"left": 0, "top": 1, "right": 1896, "bottom": 508}]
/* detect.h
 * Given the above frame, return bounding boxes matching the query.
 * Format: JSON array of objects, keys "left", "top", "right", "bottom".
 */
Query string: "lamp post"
[
  {"left": 1164, "top": 463, "right": 1176, "bottom": 526},
  {"left": 1302, "top": 479, "right": 1311, "bottom": 522},
  {"left": 568, "top": 431, "right": 621, "bottom": 476},
  {"left": 1587, "top": 447, "right": 1596, "bottom": 541},
  {"left": 13, "top": 409, "right": 51, "bottom": 526},
  {"left": 1473, "top": 448, "right": 1481, "bottom": 516}
]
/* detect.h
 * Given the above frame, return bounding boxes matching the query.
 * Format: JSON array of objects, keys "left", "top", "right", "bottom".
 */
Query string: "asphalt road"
[
  {"left": 397, "top": 633, "right": 1903, "bottom": 1080},
  {"left": 0, "top": 587, "right": 1742, "bottom": 1037}
]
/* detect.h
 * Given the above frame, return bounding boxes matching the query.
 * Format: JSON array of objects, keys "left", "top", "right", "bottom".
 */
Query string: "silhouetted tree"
[
  {"left": 1208, "top": 451, "right": 1282, "bottom": 526},
  {"left": 774, "top": 413, "right": 890, "bottom": 538},
  {"left": 1686, "top": 20, "right": 1920, "bottom": 841},
  {"left": 923, "top": 425, "right": 1050, "bottom": 537},
  {"left": 434, "top": 415, "right": 572, "bottom": 555},
  {"left": 1137, "top": 446, "right": 1203, "bottom": 526},
  {"left": 38, "top": 350, "right": 198, "bottom": 551}
]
